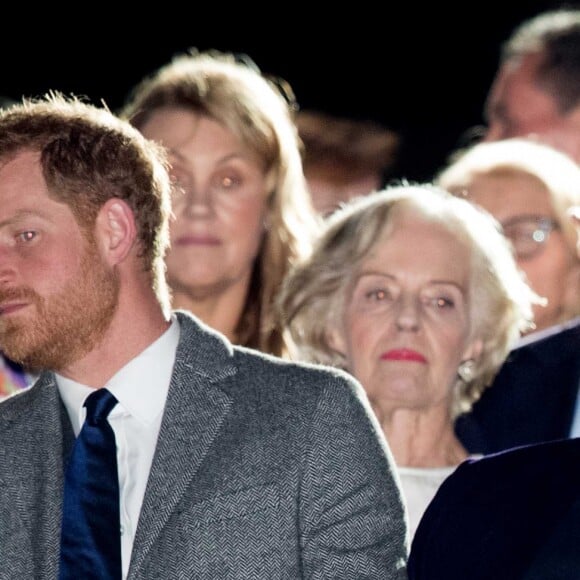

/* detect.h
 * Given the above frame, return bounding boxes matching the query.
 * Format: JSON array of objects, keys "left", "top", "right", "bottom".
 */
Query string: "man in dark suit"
[
  {"left": 408, "top": 437, "right": 580, "bottom": 579},
  {"left": 456, "top": 8, "right": 580, "bottom": 454},
  {"left": 0, "top": 94, "right": 408, "bottom": 578},
  {"left": 483, "top": 8, "right": 580, "bottom": 163}
]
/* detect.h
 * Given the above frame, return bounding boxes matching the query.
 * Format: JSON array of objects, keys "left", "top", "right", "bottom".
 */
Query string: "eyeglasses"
[{"left": 500, "top": 214, "right": 560, "bottom": 260}]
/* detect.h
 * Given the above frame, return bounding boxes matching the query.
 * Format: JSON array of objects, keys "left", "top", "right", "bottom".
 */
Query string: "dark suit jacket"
[
  {"left": 456, "top": 317, "right": 580, "bottom": 454},
  {"left": 0, "top": 311, "right": 408, "bottom": 579},
  {"left": 408, "top": 438, "right": 580, "bottom": 580}
]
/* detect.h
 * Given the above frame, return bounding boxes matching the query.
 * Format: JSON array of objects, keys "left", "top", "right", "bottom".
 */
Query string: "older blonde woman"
[
  {"left": 278, "top": 184, "right": 538, "bottom": 537},
  {"left": 437, "top": 137, "right": 580, "bottom": 335},
  {"left": 438, "top": 138, "right": 580, "bottom": 454},
  {"left": 120, "top": 49, "right": 320, "bottom": 357}
]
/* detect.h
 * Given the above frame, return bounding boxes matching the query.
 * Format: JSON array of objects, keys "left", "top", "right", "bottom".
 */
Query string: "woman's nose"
[
  {"left": 395, "top": 294, "right": 420, "bottom": 331},
  {"left": 174, "top": 182, "right": 213, "bottom": 217}
]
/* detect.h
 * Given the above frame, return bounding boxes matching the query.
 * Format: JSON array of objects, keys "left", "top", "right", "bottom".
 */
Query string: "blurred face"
[
  {"left": 307, "top": 168, "right": 382, "bottom": 216},
  {"left": 0, "top": 151, "right": 119, "bottom": 371},
  {"left": 484, "top": 53, "right": 580, "bottom": 163},
  {"left": 465, "top": 171, "right": 577, "bottom": 332},
  {"left": 328, "top": 213, "right": 480, "bottom": 415},
  {"left": 139, "top": 108, "right": 270, "bottom": 300}
]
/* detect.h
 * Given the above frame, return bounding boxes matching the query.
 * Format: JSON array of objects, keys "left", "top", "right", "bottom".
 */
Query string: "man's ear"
[{"left": 95, "top": 198, "right": 137, "bottom": 265}]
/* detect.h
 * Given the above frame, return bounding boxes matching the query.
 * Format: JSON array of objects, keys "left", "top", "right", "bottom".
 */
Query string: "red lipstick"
[{"left": 381, "top": 348, "right": 427, "bottom": 363}]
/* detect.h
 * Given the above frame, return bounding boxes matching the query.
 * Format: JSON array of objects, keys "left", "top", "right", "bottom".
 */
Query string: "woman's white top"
[{"left": 397, "top": 464, "right": 459, "bottom": 539}]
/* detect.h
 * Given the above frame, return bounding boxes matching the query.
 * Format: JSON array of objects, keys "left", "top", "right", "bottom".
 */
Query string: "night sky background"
[{"left": 3, "top": 1, "right": 572, "bottom": 182}]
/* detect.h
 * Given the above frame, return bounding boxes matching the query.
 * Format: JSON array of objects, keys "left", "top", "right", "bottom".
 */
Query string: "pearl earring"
[{"left": 458, "top": 359, "right": 476, "bottom": 383}]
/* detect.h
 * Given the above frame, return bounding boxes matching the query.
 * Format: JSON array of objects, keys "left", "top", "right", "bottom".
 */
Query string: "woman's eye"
[
  {"left": 431, "top": 297, "right": 454, "bottom": 308},
  {"left": 367, "top": 289, "right": 389, "bottom": 301},
  {"left": 215, "top": 174, "right": 241, "bottom": 190},
  {"left": 18, "top": 231, "right": 36, "bottom": 242}
]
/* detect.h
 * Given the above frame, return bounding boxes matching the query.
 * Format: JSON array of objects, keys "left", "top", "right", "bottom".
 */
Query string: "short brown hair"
[{"left": 0, "top": 92, "right": 172, "bottom": 309}]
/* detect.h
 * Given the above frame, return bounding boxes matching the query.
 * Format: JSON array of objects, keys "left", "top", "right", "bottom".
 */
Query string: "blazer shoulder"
[
  {"left": 0, "top": 380, "right": 45, "bottom": 420},
  {"left": 232, "top": 346, "right": 364, "bottom": 397},
  {"left": 511, "top": 318, "right": 580, "bottom": 359},
  {"left": 447, "top": 438, "right": 580, "bottom": 494},
  {"left": 489, "top": 318, "right": 580, "bottom": 390}
]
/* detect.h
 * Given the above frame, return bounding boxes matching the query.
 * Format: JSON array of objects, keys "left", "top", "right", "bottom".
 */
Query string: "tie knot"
[{"left": 84, "top": 389, "right": 118, "bottom": 425}]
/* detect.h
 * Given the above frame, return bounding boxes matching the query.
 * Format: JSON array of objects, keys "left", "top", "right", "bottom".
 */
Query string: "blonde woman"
[
  {"left": 437, "top": 137, "right": 580, "bottom": 335},
  {"left": 120, "top": 49, "right": 320, "bottom": 357},
  {"left": 278, "top": 184, "right": 537, "bottom": 536}
]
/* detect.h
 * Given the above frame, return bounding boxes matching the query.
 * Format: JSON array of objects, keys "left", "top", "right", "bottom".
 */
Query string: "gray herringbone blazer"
[{"left": 0, "top": 311, "right": 408, "bottom": 579}]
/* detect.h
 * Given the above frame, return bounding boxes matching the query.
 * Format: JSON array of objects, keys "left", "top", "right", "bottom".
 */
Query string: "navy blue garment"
[
  {"left": 456, "top": 318, "right": 580, "bottom": 454},
  {"left": 59, "top": 389, "right": 122, "bottom": 580},
  {"left": 408, "top": 438, "right": 580, "bottom": 580}
]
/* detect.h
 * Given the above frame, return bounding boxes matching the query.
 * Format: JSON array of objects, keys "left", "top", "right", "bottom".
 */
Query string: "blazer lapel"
[
  {"left": 129, "top": 313, "right": 235, "bottom": 575},
  {"left": 0, "top": 374, "right": 68, "bottom": 578}
]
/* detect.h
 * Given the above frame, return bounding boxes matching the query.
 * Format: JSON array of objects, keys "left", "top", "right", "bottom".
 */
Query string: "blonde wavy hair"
[
  {"left": 277, "top": 183, "right": 540, "bottom": 417},
  {"left": 120, "top": 49, "right": 320, "bottom": 356},
  {"left": 437, "top": 137, "right": 580, "bottom": 325}
]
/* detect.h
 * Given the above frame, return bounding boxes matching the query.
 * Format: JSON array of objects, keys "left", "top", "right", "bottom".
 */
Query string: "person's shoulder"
[
  {"left": 485, "top": 437, "right": 580, "bottom": 465},
  {"left": 451, "top": 438, "right": 580, "bottom": 488},
  {"left": 513, "top": 317, "right": 580, "bottom": 353},
  {"left": 175, "top": 308, "right": 349, "bottom": 375},
  {"left": 226, "top": 345, "right": 375, "bottom": 429},
  {"left": 0, "top": 380, "right": 38, "bottom": 409},
  {"left": 234, "top": 343, "right": 361, "bottom": 391},
  {"left": 495, "top": 317, "right": 580, "bottom": 375},
  {"left": 410, "top": 439, "right": 580, "bottom": 578},
  {"left": 0, "top": 378, "right": 47, "bottom": 430},
  {"left": 175, "top": 309, "right": 364, "bottom": 397}
]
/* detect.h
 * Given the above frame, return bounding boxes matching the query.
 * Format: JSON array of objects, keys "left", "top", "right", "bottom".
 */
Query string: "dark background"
[{"left": 2, "top": 1, "right": 571, "bottom": 182}]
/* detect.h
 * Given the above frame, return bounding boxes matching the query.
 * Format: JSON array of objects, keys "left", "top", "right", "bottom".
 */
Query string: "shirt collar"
[{"left": 58, "top": 316, "right": 180, "bottom": 434}]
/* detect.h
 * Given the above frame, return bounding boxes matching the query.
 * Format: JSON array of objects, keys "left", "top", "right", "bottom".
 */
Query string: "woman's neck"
[
  {"left": 379, "top": 406, "right": 468, "bottom": 468},
  {"left": 171, "top": 285, "right": 248, "bottom": 344}
]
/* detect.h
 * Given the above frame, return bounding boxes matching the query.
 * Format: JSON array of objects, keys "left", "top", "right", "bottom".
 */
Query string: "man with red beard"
[
  {"left": 0, "top": 94, "right": 408, "bottom": 579},
  {"left": 0, "top": 93, "right": 32, "bottom": 399}
]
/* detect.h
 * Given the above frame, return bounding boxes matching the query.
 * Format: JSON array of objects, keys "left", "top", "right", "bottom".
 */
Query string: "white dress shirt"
[{"left": 58, "top": 316, "right": 180, "bottom": 579}]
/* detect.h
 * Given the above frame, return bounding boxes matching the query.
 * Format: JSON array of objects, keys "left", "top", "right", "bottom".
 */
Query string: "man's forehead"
[{"left": 0, "top": 150, "right": 42, "bottom": 175}]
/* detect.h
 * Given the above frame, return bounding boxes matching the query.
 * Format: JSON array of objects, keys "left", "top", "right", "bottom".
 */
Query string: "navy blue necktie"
[{"left": 59, "top": 388, "right": 122, "bottom": 580}]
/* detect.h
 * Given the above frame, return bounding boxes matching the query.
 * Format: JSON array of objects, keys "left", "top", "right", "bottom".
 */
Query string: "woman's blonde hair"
[
  {"left": 437, "top": 137, "right": 580, "bottom": 325},
  {"left": 277, "top": 183, "right": 540, "bottom": 417},
  {"left": 120, "top": 49, "right": 320, "bottom": 356}
]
